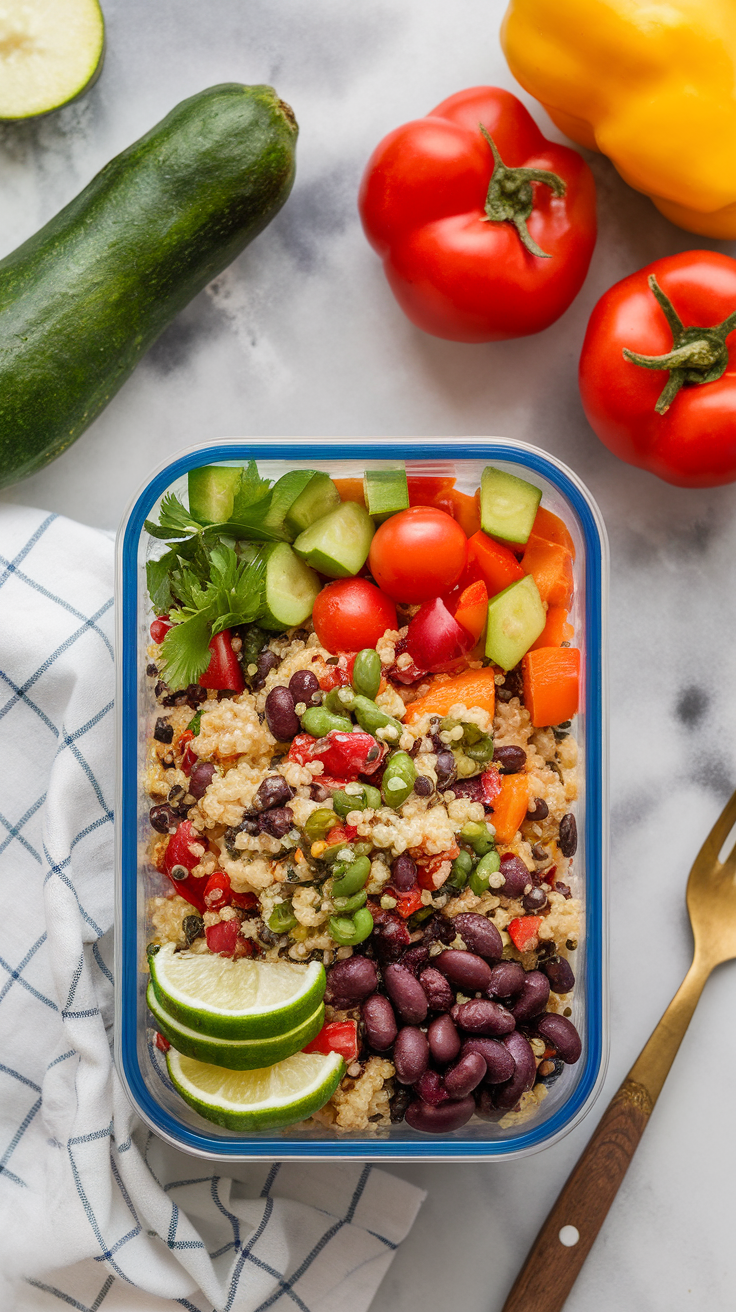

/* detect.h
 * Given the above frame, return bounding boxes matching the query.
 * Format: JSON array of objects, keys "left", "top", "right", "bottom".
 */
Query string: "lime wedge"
[
  {"left": 166, "top": 1047, "right": 344, "bottom": 1130},
  {"left": 149, "top": 944, "right": 325, "bottom": 1039},
  {"left": 147, "top": 983, "right": 324, "bottom": 1069}
]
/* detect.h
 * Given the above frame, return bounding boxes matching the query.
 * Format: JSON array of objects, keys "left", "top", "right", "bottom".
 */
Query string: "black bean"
[
  {"left": 265, "top": 686, "right": 300, "bottom": 741},
  {"left": 453, "top": 913, "right": 503, "bottom": 962},
  {"left": 523, "top": 887, "right": 548, "bottom": 913},
  {"left": 362, "top": 994, "right": 397, "bottom": 1051},
  {"left": 393, "top": 1026, "right": 430, "bottom": 1084},
  {"left": 427, "top": 1013, "right": 461, "bottom": 1064},
  {"left": 537, "top": 1056, "right": 565, "bottom": 1088},
  {"left": 289, "top": 669, "right": 321, "bottom": 706},
  {"left": 391, "top": 854, "right": 418, "bottom": 890},
  {"left": 257, "top": 806, "right": 294, "bottom": 838},
  {"left": 309, "top": 782, "right": 330, "bottom": 802},
  {"left": 153, "top": 717, "right": 173, "bottom": 744},
  {"left": 413, "top": 775, "right": 433, "bottom": 797},
  {"left": 435, "top": 949, "right": 492, "bottom": 992},
  {"left": 486, "top": 961, "right": 526, "bottom": 999},
  {"left": 384, "top": 964, "right": 428, "bottom": 1024},
  {"left": 149, "top": 804, "right": 178, "bottom": 834},
  {"left": 531, "top": 843, "right": 548, "bottom": 862},
  {"left": 389, "top": 1085, "right": 412, "bottom": 1122},
  {"left": 146, "top": 662, "right": 158, "bottom": 677},
  {"left": 555, "top": 882, "right": 572, "bottom": 900},
  {"left": 526, "top": 797, "right": 549, "bottom": 822},
  {"left": 460, "top": 1037, "right": 515, "bottom": 1083},
  {"left": 188, "top": 762, "right": 215, "bottom": 800},
  {"left": 185, "top": 684, "right": 208, "bottom": 707},
  {"left": 498, "top": 853, "right": 531, "bottom": 899},
  {"left": 444, "top": 1052, "right": 486, "bottom": 1099},
  {"left": 559, "top": 813, "right": 578, "bottom": 857},
  {"left": 493, "top": 744, "right": 527, "bottom": 774},
  {"left": 536, "top": 1013, "right": 582, "bottom": 1064},
  {"left": 253, "top": 649, "right": 279, "bottom": 689},
  {"left": 419, "top": 967, "right": 455, "bottom": 1013},
  {"left": 182, "top": 914, "right": 205, "bottom": 946},
  {"left": 542, "top": 956, "right": 575, "bottom": 994},
  {"left": 405, "top": 1095, "right": 475, "bottom": 1133},
  {"left": 435, "top": 750, "right": 457, "bottom": 787},
  {"left": 511, "top": 970, "right": 550, "bottom": 1021},
  {"left": 451, "top": 998, "right": 516, "bottom": 1036},
  {"left": 253, "top": 776, "right": 295, "bottom": 811},
  {"left": 325, "top": 955, "right": 378, "bottom": 1005}
]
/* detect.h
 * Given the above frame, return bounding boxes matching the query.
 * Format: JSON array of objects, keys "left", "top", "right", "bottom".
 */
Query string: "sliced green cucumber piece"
[
  {"left": 293, "top": 501, "right": 375, "bottom": 578},
  {"left": 485, "top": 575, "right": 546, "bottom": 671},
  {"left": 189, "top": 466, "right": 242, "bottom": 525},
  {"left": 284, "top": 472, "right": 340, "bottom": 538},
  {"left": 0, "top": 0, "right": 105, "bottom": 122},
  {"left": 260, "top": 543, "right": 321, "bottom": 631},
  {"left": 363, "top": 468, "right": 409, "bottom": 522},
  {"left": 480, "top": 466, "right": 542, "bottom": 545}
]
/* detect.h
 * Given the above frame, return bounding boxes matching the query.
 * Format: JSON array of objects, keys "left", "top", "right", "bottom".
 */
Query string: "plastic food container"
[{"left": 115, "top": 438, "right": 608, "bottom": 1161}]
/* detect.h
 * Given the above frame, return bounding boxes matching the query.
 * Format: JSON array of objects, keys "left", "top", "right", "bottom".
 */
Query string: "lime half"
[
  {"left": 149, "top": 944, "right": 325, "bottom": 1039},
  {"left": 147, "top": 983, "right": 324, "bottom": 1069},
  {"left": 166, "top": 1047, "right": 344, "bottom": 1131}
]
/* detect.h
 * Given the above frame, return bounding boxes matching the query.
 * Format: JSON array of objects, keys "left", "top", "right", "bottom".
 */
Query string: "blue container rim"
[{"left": 115, "top": 437, "right": 609, "bottom": 1161}]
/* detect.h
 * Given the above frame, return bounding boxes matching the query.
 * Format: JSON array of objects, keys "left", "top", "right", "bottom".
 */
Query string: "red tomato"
[
  {"left": 579, "top": 251, "right": 736, "bottom": 487},
  {"left": 199, "top": 630, "right": 244, "bottom": 692},
  {"left": 303, "top": 1020, "right": 359, "bottom": 1062},
  {"left": 369, "top": 508, "right": 467, "bottom": 603},
  {"left": 359, "top": 86, "right": 596, "bottom": 342},
  {"left": 405, "top": 597, "right": 473, "bottom": 673},
  {"left": 312, "top": 579, "right": 397, "bottom": 652},
  {"left": 150, "top": 616, "right": 172, "bottom": 643}
]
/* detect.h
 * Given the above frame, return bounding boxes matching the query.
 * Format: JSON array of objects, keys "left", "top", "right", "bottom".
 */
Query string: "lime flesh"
[
  {"left": 166, "top": 1047, "right": 344, "bottom": 1130},
  {"left": 0, "top": 0, "right": 105, "bottom": 120},
  {"left": 147, "top": 983, "right": 325, "bottom": 1069}
]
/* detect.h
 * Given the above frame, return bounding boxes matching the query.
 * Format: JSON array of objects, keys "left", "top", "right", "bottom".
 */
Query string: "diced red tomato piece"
[
  {"left": 407, "top": 474, "right": 457, "bottom": 505},
  {"left": 199, "top": 630, "right": 244, "bottom": 693},
  {"left": 303, "top": 1019, "right": 359, "bottom": 1062},
  {"left": 205, "top": 918, "right": 242, "bottom": 956},
  {"left": 325, "top": 824, "right": 358, "bottom": 847},
  {"left": 318, "top": 664, "right": 351, "bottom": 692},
  {"left": 177, "top": 729, "right": 198, "bottom": 775},
  {"left": 288, "top": 730, "right": 384, "bottom": 781},
  {"left": 203, "top": 871, "right": 231, "bottom": 910},
  {"left": 150, "top": 616, "right": 173, "bottom": 644},
  {"left": 162, "top": 820, "right": 209, "bottom": 911},
  {"left": 417, "top": 847, "right": 459, "bottom": 890},
  {"left": 481, "top": 767, "right": 503, "bottom": 805},
  {"left": 154, "top": 1031, "right": 170, "bottom": 1052},
  {"left": 508, "top": 916, "right": 542, "bottom": 951},
  {"left": 230, "top": 890, "right": 258, "bottom": 911},
  {"left": 390, "top": 887, "right": 425, "bottom": 918}
]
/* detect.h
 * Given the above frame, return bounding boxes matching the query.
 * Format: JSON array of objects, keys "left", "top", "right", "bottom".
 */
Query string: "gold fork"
[{"left": 502, "top": 787, "right": 736, "bottom": 1312}]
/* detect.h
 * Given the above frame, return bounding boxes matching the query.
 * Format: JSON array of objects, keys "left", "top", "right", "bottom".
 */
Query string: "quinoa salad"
[{"left": 142, "top": 459, "right": 585, "bottom": 1136}]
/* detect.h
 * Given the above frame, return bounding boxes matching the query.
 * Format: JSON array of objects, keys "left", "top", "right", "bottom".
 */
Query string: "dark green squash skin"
[{"left": 0, "top": 83, "right": 298, "bottom": 487}]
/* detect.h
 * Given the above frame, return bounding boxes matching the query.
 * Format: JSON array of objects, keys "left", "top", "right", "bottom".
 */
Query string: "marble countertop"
[{"left": 3, "top": 1, "right": 735, "bottom": 1307}]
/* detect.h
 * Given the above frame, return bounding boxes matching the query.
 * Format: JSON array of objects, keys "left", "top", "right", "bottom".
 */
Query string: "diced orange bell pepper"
[
  {"left": 522, "top": 647, "right": 580, "bottom": 727},
  {"left": 490, "top": 773, "right": 529, "bottom": 843},
  {"left": 435, "top": 487, "right": 482, "bottom": 537},
  {"left": 452, "top": 579, "right": 488, "bottom": 643},
  {"left": 466, "top": 530, "right": 524, "bottom": 597},
  {"left": 508, "top": 916, "right": 542, "bottom": 952},
  {"left": 529, "top": 506, "right": 576, "bottom": 559},
  {"left": 522, "top": 537, "right": 574, "bottom": 608},
  {"left": 332, "top": 478, "right": 366, "bottom": 505},
  {"left": 530, "top": 606, "right": 574, "bottom": 650},
  {"left": 405, "top": 666, "right": 496, "bottom": 722}
]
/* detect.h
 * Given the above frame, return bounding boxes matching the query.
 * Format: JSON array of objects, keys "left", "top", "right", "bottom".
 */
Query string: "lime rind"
[
  {"left": 166, "top": 1048, "right": 345, "bottom": 1131},
  {"left": 147, "top": 984, "right": 324, "bottom": 1070},
  {"left": 149, "top": 946, "right": 326, "bottom": 1038}
]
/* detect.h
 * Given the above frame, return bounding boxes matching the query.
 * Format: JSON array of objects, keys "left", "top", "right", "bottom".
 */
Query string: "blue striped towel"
[{"left": 0, "top": 506, "right": 424, "bottom": 1312}]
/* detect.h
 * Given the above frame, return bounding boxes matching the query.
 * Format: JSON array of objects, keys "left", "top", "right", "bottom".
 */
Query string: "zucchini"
[
  {"left": 0, "top": 0, "right": 105, "bottom": 121},
  {"left": 0, "top": 84, "right": 297, "bottom": 488}
]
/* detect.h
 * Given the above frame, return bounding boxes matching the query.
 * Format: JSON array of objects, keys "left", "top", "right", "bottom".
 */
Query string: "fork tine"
[{"left": 694, "top": 786, "right": 736, "bottom": 868}]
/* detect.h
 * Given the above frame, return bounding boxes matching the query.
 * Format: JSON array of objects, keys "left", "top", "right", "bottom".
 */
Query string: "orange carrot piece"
[
  {"left": 453, "top": 579, "right": 488, "bottom": 643},
  {"left": 435, "top": 487, "right": 482, "bottom": 537},
  {"left": 529, "top": 506, "right": 576, "bottom": 559},
  {"left": 332, "top": 478, "right": 365, "bottom": 505},
  {"left": 467, "top": 530, "right": 524, "bottom": 597},
  {"left": 490, "top": 773, "right": 529, "bottom": 843},
  {"left": 530, "top": 606, "right": 574, "bottom": 650},
  {"left": 521, "top": 537, "right": 574, "bottom": 608},
  {"left": 404, "top": 666, "right": 496, "bottom": 722},
  {"left": 522, "top": 647, "right": 580, "bottom": 727}
]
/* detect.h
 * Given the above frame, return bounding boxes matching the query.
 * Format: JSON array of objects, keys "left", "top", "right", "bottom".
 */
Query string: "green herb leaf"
[
  {"left": 146, "top": 550, "right": 178, "bottom": 613},
  {"left": 159, "top": 610, "right": 214, "bottom": 689},
  {"left": 230, "top": 462, "right": 272, "bottom": 519},
  {"left": 158, "top": 492, "right": 203, "bottom": 535}
]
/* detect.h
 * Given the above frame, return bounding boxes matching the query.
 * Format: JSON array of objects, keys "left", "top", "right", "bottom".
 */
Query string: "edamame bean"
[
  {"left": 300, "top": 706, "right": 352, "bottom": 737},
  {"left": 323, "top": 686, "right": 355, "bottom": 715},
  {"left": 468, "top": 848, "right": 501, "bottom": 895},
  {"left": 303, "top": 808, "right": 336, "bottom": 844},
  {"left": 352, "top": 695, "right": 403, "bottom": 743},
  {"left": 268, "top": 902, "right": 298, "bottom": 934},
  {"left": 331, "top": 854, "right": 371, "bottom": 898},
  {"left": 465, "top": 735, "right": 494, "bottom": 763},
  {"left": 382, "top": 752, "right": 416, "bottom": 808},
  {"left": 352, "top": 649, "right": 381, "bottom": 700},
  {"left": 332, "top": 890, "right": 368, "bottom": 914},
  {"left": 460, "top": 821, "right": 496, "bottom": 855},
  {"left": 328, "top": 908, "right": 374, "bottom": 946},
  {"left": 332, "top": 784, "right": 381, "bottom": 819}
]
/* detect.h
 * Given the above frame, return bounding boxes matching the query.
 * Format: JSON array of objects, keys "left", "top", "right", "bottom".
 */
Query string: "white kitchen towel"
[{"left": 0, "top": 505, "right": 424, "bottom": 1312}]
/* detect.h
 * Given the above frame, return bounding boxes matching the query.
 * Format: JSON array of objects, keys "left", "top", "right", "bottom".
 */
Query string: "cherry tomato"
[
  {"left": 369, "top": 507, "right": 467, "bottom": 603},
  {"left": 312, "top": 579, "right": 397, "bottom": 653},
  {"left": 150, "top": 616, "right": 172, "bottom": 643},
  {"left": 199, "top": 630, "right": 244, "bottom": 693}
]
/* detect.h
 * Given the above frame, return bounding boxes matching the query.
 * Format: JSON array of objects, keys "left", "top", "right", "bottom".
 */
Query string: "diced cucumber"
[
  {"left": 485, "top": 575, "right": 546, "bottom": 671},
  {"left": 260, "top": 543, "right": 321, "bottom": 631},
  {"left": 293, "top": 501, "right": 375, "bottom": 578},
  {"left": 363, "top": 468, "right": 409, "bottom": 522},
  {"left": 480, "top": 466, "right": 542, "bottom": 545},
  {"left": 284, "top": 472, "right": 340, "bottom": 537},
  {"left": 188, "top": 466, "right": 242, "bottom": 525}
]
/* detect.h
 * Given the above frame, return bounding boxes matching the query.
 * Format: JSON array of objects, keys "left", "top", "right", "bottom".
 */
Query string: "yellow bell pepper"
[{"left": 501, "top": 0, "right": 736, "bottom": 238}]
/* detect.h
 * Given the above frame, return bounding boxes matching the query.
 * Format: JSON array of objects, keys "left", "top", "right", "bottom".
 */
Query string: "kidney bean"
[
  {"left": 486, "top": 961, "right": 526, "bottom": 999},
  {"left": 493, "top": 744, "right": 526, "bottom": 774},
  {"left": 435, "top": 750, "right": 457, "bottom": 787},
  {"left": 391, "top": 853, "right": 418, "bottom": 890},
  {"left": 523, "top": 887, "right": 548, "bottom": 913},
  {"left": 405, "top": 1095, "right": 475, "bottom": 1133},
  {"left": 253, "top": 775, "right": 294, "bottom": 811},
  {"left": 362, "top": 993, "right": 397, "bottom": 1051},
  {"left": 257, "top": 806, "right": 294, "bottom": 838},
  {"left": 393, "top": 1026, "right": 430, "bottom": 1084},
  {"left": 188, "top": 761, "right": 215, "bottom": 800},
  {"left": 436, "top": 949, "right": 492, "bottom": 992},
  {"left": 451, "top": 998, "right": 516, "bottom": 1036},
  {"left": 384, "top": 964, "right": 428, "bottom": 1024},
  {"left": 542, "top": 956, "right": 575, "bottom": 994},
  {"left": 427, "top": 1013, "right": 461, "bottom": 1065},
  {"left": 422, "top": 913, "right": 455, "bottom": 946},
  {"left": 474, "top": 1086, "right": 506, "bottom": 1121},
  {"left": 511, "top": 970, "right": 551, "bottom": 1022},
  {"left": 439, "top": 775, "right": 484, "bottom": 802},
  {"left": 265, "top": 686, "right": 300, "bottom": 740},
  {"left": 253, "top": 649, "right": 279, "bottom": 689},
  {"left": 453, "top": 913, "right": 503, "bottom": 962},
  {"left": 400, "top": 945, "right": 430, "bottom": 976},
  {"left": 325, "top": 955, "right": 378, "bottom": 1005},
  {"left": 309, "top": 781, "right": 330, "bottom": 802},
  {"left": 419, "top": 967, "right": 455, "bottom": 1013},
  {"left": 536, "top": 1013, "right": 582, "bottom": 1064},
  {"left": 526, "top": 797, "right": 549, "bottom": 822},
  {"left": 149, "top": 803, "right": 178, "bottom": 834},
  {"left": 498, "top": 853, "right": 532, "bottom": 899},
  {"left": 289, "top": 669, "right": 321, "bottom": 706},
  {"left": 493, "top": 1031, "right": 538, "bottom": 1111},
  {"left": 414, "top": 1069, "right": 449, "bottom": 1106},
  {"left": 460, "top": 1037, "right": 515, "bottom": 1084},
  {"left": 443, "top": 1051, "right": 486, "bottom": 1099},
  {"left": 559, "top": 813, "right": 578, "bottom": 857}
]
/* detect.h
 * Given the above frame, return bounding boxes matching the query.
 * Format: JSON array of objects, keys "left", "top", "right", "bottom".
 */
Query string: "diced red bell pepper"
[
  {"left": 390, "top": 887, "right": 424, "bottom": 918},
  {"left": 407, "top": 474, "right": 457, "bottom": 505},
  {"left": 163, "top": 820, "right": 209, "bottom": 911},
  {"left": 199, "top": 630, "right": 244, "bottom": 693},
  {"left": 230, "top": 889, "right": 258, "bottom": 911},
  {"left": 386, "top": 637, "right": 428, "bottom": 686},
  {"left": 205, "top": 918, "right": 242, "bottom": 956},
  {"left": 288, "top": 730, "right": 384, "bottom": 781},
  {"left": 150, "top": 616, "right": 173, "bottom": 644},
  {"left": 481, "top": 767, "right": 503, "bottom": 805},
  {"left": 417, "top": 846, "right": 459, "bottom": 890},
  {"left": 508, "top": 916, "right": 542, "bottom": 952},
  {"left": 435, "top": 488, "right": 482, "bottom": 538},
  {"left": 325, "top": 824, "right": 358, "bottom": 847},
  {"left": 406, "top": 596, "right": 474, "bottom": 674},
  {"left": 318, "top": 664, "right": 351, "bottom": 692},
  {"left": 449, "top": 579, "right": 488, "bottom": 643},
  {"left": 465, "top": 532, "right": 525, "bottom": 597},
  {"left": 177, "top": 730, "right": 198, "bottom": 776},
  {"left": 303, "top": 1019, "right": 359, "bottom": 1062},
  {"left": 203, "top": 870, "right": 232, "bottom": 910},
  {"left": 154, "top": 1031, "right": 170, "bottom": 1052},
  {"left": 369, "top": 905, "right": 412, "bottom": 947}
]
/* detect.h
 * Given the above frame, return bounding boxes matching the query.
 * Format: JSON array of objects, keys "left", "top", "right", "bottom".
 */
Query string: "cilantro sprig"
[{"left": 159, "top": 545, "right": 266, "bottom": 689}]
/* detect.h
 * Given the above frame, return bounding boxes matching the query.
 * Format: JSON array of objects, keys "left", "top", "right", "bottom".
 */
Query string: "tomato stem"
[
  {"left": 623, "top": 275, "right": 736, "bottom": 413},
  {"left": 479, "top": 125, "right": 566, "bottom": 259}
]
